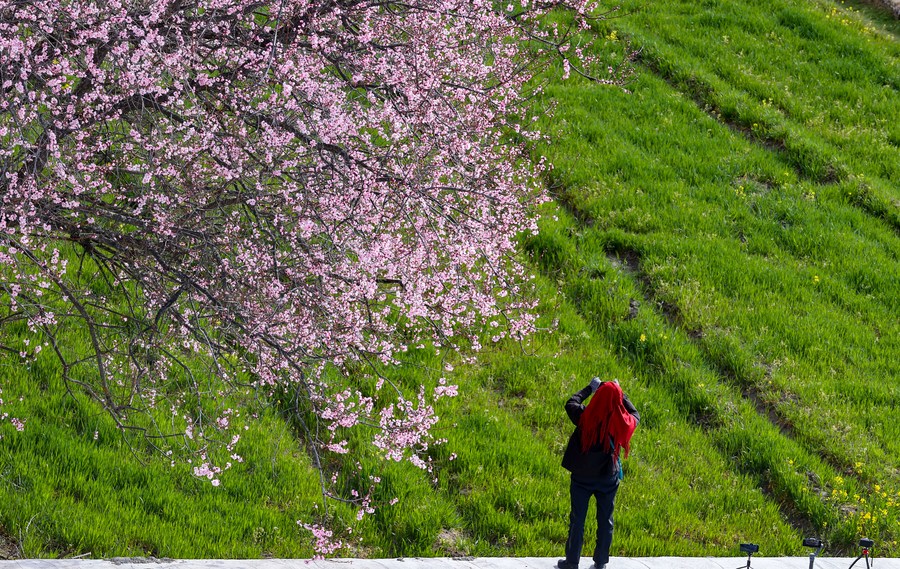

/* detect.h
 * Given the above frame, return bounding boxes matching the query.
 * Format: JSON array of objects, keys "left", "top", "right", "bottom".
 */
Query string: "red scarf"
[{"left": 578, "top": 381, "right": 636, "bottom": 459}]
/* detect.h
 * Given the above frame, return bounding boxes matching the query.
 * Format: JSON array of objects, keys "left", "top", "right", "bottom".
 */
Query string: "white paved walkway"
[{"left": 0, "top": 557, "right": 893, "bottom": 569}]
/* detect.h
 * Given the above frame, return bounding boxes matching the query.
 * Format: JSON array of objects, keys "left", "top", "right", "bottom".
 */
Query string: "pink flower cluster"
[
  {"left": 0, "top": 389, "right": 25, "bottom": 437},
  {"left": 372, "top": 387, "right": 441, "bottom": 465},
  {"left": 434, "top": 378, "right": 459, "bottom": 399},
  {"left": 0, "top": 0, "right": 622, "bottom": 557},
  {"left": 192, "top": 462, "right": 224, "bottom": 487},
  {"left": 298, "top": 523, "right": 344, "bottom": 559}
]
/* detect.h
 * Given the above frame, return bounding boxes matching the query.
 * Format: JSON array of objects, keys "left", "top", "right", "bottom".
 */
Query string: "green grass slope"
[
  {"left": 0, "top": 353, "right": 323, "bottom": 558},
  {"left": 1, "top": 0, "right": 899, "bottom": 559},
  {"left": 530, "top": 0, "right": 899, "bottom": 552}
]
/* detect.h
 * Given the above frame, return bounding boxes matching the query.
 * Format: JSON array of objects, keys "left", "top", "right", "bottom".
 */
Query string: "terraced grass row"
[{"left": 532, "top": 3, "right": 900, "bottom": 548}]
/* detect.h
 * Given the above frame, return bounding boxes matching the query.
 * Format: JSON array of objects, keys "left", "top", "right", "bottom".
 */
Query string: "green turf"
[
  {"left": 529, "top": 0, "right": 899, "bottom": 552},
  {"left": 1, "top": 0, "right": 899, "bottom": 559}
]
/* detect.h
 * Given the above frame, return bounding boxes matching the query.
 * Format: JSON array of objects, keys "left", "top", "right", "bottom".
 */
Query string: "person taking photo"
[{"left": 558, "top": 378, "right": 639, "bottom": 569}]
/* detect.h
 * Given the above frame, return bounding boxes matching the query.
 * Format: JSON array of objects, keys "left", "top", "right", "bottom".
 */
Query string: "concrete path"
[{"left": 0, "top": 557, "right": 892, "bottom": 569}]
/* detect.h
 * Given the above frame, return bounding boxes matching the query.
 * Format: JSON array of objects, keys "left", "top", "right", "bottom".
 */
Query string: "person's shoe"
[{"left": 557, "top": 560, "right": 578, "bottom": 569}]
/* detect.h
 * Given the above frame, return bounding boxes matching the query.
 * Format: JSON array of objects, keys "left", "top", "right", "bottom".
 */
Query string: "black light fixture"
[
  {"left": 737, "top": 543, "right": 759, "bottom": 569},
  {"left": 803, "top": 537, "right": 824, "bottom": 569},
  {"left": 849, "top": 538, "right": 875, "bottom": 569}
]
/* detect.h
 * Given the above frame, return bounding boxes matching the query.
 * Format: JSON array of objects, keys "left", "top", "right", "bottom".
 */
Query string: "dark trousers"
[{"left": 564, "top": 473, "right": 620, "bottom": 567}]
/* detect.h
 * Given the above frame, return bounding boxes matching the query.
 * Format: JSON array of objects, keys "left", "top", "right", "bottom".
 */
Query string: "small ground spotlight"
[
  {"left": 737, "top": 543, "right": 759, "bottom": 569},
  {"left": 849, "top": 538, "right": 875, "bottom": 569},
  {"left": 803, "top": 537, "right": 824, "bottom": 569}
]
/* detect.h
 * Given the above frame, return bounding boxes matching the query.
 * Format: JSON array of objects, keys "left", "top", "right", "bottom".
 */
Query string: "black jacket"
[{"left": 561, "top": 383, "right": 640, "bottom": 478}]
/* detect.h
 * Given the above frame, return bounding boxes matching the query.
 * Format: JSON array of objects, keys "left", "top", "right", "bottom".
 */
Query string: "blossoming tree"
[{"left": 1, "top": 0, "right": 627, "bottom": 552}]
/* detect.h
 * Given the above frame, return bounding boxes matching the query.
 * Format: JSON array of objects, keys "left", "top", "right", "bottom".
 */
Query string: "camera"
[
  {"left": 737, "top": 542, "right": 760, "bottom": 569},
  {"left": 803, "top": 537, "right": 823, "bottom": 548},
  {"left": 859, "top": 538, "right": 874, "bottom": 548}
]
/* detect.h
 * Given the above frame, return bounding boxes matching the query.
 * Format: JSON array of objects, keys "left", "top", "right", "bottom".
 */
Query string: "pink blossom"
[
  {"left": 299, "top": 523, "right": 344, "bottom": 559},
  {"left": 0, "top": 0, "right": 626, "bottom": 550}
]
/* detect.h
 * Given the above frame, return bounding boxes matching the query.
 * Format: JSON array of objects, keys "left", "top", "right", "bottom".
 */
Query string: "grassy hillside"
[{"left": 1, "top": 0, "right": 898, "bottom": 560}]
